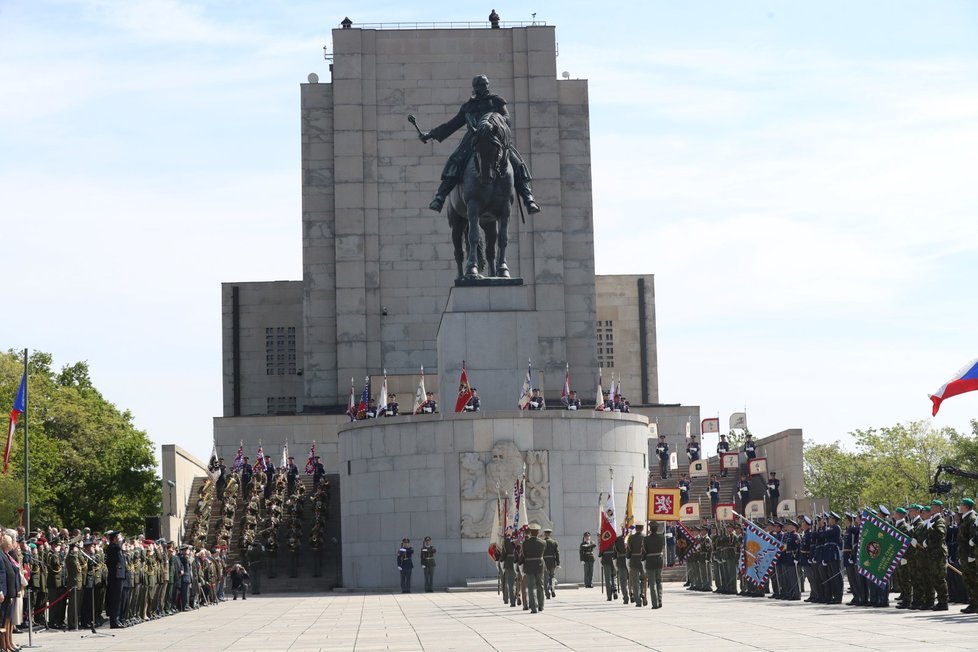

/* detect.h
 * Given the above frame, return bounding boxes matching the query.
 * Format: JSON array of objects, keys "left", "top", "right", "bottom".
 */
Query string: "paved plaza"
[{"left": 24, "top": 586, "right": 977, "bottom": 652}]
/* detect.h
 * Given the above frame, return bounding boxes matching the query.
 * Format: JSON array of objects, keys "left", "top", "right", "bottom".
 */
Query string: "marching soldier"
[
  {"left": 542, "top": 527, "right": 559, "bottom": 598},
  {"left": 626, "top": 523, "right": 646, "bottom": 607},
  {"left": 502, "top": 527, "right": 518, "bottom": 607},
  {"left": 614, "top": 528, "right": 630, "bottom": 604},
  {"left": 599, "top": 539, "right": 617, "bottom": 601},
  {"left": 959, "top": 498, "right": 977, "bottom": 613},
  {"left": 520, "top": 524, "right": 546, "bottom": 613},
  {"left": 643, "top": 521, "right": 666, "bottom": 608}
]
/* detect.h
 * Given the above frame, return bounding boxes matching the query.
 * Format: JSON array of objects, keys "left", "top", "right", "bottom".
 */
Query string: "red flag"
[
  {"left": 599, "top": 509, "right": 617, "bottom": 554},
  {"left": 455, "top": 361, "right": 475, "bottom": 413}
]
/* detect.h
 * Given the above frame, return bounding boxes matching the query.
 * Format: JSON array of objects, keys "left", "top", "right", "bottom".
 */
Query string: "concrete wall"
[
  {"left": 221, "top": 281, "right": 304, "bottom": 417},
  {"left": 338, "top": 411, "right": 650, "bottom": 588},
  {"left": 160, "top": 444, "right": 209, "bottom": 543},
  {"left": 595, "top": 275, "right": 659, "bottom": 405},
  {"left": 300, "top": 25, "right": 598, "bottom": 410}
]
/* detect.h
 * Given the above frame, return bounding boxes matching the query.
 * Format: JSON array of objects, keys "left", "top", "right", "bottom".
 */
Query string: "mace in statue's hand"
[{"left": 418, "top": 131, "right": 431, "bottom": 143}]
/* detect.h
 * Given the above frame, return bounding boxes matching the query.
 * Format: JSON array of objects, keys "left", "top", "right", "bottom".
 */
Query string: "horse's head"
[{"left": 472, "top": 111, "right": 511, "bottom": 184}]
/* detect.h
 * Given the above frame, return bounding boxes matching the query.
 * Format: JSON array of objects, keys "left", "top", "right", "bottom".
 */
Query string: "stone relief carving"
[{"left": 459, "top": 441, "right": 550, "bottom": 538}]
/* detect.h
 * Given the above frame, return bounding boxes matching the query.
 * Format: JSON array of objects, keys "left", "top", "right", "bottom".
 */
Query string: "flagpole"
[{"left": 21, "top": 348, "right": 36, "bottom": 648}]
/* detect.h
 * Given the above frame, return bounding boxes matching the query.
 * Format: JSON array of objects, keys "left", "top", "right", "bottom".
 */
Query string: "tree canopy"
[
  {"left": 804, "top": 419, "right": 978, "bottom": 512},
  {"left": 0, "top": 349, "right": 160, "bottom": 533}
]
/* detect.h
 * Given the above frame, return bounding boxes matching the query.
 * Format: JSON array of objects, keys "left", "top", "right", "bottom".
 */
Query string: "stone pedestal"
[{"left": 437, "top": 285, "right": 538, "bottom": 412}]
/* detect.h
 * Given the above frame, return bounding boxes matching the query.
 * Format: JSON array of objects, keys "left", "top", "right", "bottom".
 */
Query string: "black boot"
[{"left": 429, "top": 178, "right": 456, "bottom": 212}]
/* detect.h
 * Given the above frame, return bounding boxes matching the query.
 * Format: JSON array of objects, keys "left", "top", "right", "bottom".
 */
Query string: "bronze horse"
[{"left": 445, "top": 112, "right": 514, "bottom": 279}]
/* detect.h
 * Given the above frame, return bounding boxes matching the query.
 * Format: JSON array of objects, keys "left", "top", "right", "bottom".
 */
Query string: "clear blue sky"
[{"left": 3, "top": 1, "right": 977, "bottom": 464}]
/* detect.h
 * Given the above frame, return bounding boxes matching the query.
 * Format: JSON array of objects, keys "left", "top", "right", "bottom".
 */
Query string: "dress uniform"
[
  {"left": 599, "top": 544, "right": 617, "bottom": 600},
  {"left": 643, "top": 522, "right": 666, "bottom": 608},
  {"left": 686, "top": 437, "right": 701, "bottom": 462},
  {"left": 655, "top": 436, "right": 670, "bottom": 479},
  {"left": 627, "top": 523, "right": 647, "bottom": 606},
  {"left": 958, "top": 498, "right": 978, "bottom": 613},
  {"left": 520, "top": 524, "right": 547, "bottom": 613},
  {"left": 502, "top": 531, "right": 517, "bottom": 606},
  {"left": 542, "top": 528, "right": 560, "bottom": 598},
  {"left": 614, "top": 533, "right": 630, "bottom": 603},
  {"left": 923, "top": 501, "right": 949, "bottom": 610},
  {"left": 420, "top": 538, "right": 437, "bottom": 592},
  {"left": 579, "top": 533, "right": 596, "bottom": 588}
]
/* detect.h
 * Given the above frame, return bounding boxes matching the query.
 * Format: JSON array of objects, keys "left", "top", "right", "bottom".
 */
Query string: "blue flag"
[{"left": 738, "top": 517, "right": 784, "bottom": 588}]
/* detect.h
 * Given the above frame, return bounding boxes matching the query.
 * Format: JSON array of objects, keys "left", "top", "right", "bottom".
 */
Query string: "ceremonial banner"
[
  {"left": 715, "top": 503, "right": 735, "bottom": 521},
  {"left": 748, "top": 457, "right": 767, "bottom": 476},
  {"left": 738, "top": 516, "right": 784, "bottom": 587},
  {"left": 675, "top": 522, "right": 697, "bottom": 563},
  {"left": 745, "top": 500, "right": 765, "bottom": 519},
  {"left": 599, "top": 474, "right": 618, "bottom": 554},
  {"left": 647, "top": 488, "right": 681, "bottom": 521},
  {"left": 680, "top": 502, "right": 700, "bottom": 521},
  {"left": 721, "top": 452, "right": 740, "bottom": 470},
  {"left": 729, "top": 412, "right": 747, "bottom": 429},
  {"left": 455, "top": 361, "right": 475, "bottom": 413},
  {"left": 857, "top": 509, "right": 911, "bottom": 589},
  {"left": 648, "top": 422, "right": 658, "bottom": 438},
  {"left": 701, "top": 417, "right": 720, "bottom": 434},
  {"left": 777, "top": 499, "right": 796, "bottom": 518},
  {"left": 669, "top": 451, "right": 678, "bottom": 470},
  {"left": 689, "top": 460, "right": 708, "bottom": 478}
]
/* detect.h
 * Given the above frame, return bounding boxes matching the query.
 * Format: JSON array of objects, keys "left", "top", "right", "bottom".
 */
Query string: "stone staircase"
[{"left": 181, "top": 473, "right": 343, "bottom": 592}]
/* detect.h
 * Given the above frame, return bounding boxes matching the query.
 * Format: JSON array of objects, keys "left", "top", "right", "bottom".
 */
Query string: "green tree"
[
  {"left": 803, "top": 440, "right": 869, "bottom": 513},
  {"left": 0, "top": 350, "right": 160, "bottom": 532}
]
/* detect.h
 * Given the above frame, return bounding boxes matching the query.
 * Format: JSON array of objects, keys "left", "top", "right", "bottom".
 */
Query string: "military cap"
[
  {"left": 787, "top": 519, "right": 799, "bottom": 528},
  {"left": 867, "top": 508, "right": 878, "bottom": 516},
  {"left": 910, "top": 504, "right": 925, "bottom": 511},
  {"left": 527, "top": 522, "right": 541, "bottom": 531},
  {"left": 829, "top": 511, "right": 840, "bottom": 520},
  {"left": 633, "top": 522, "right": 645, "bottom": 530},
  {"left": 895, "top": 507, "right": 908, "bottom": 515},
  {"left": 961, "top": 498, "right": 976, "bottom": 508},
  {"left": 879, "top": 505, "right": 890, "bottom": 517},
  {"left": 157, "top": 538, "right": 167, "bottom": 546},
  {"left": 802, "top": 515, "right": 812, "bottom": 525},
  {"left": 543, "top": 526, "right": 553, "bottom": 533},
  {"left": 83, "top": 539, "right": 94, "bottom": 546},
  {"left": 931, "top": 499, "right": 944, "bottom": 508},
  {"left": 104, "top": 530, "right": 120, "bottom": 538},
  {"left": 773, "top": 520, "right": 784, "bottom": 527}
]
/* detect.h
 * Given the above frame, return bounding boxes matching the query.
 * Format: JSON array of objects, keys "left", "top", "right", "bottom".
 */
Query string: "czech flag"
[
  {"left": 4, "top": 374, "right": 26, "bottom": 475},
  {"left": 929, "top": 357, "right": 978, "bottom": 416}
]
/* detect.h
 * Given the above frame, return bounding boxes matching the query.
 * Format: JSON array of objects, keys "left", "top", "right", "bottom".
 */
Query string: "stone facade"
[
  {"left": 595, "top": 274, "right": 659, "bottom": 405},
  {"left": 338, "top": 411, "right": 649, "bottom": 588}
]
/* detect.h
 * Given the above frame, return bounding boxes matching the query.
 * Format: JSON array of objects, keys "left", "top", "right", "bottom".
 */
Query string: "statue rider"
[{"left": 419, "top": 75, "right": 540, "bottom": 215}]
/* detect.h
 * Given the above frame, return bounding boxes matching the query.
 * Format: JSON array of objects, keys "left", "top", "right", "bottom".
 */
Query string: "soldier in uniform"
[
  {"left": 420, "top": 537, "right": 437, "bottom": 593},
  {"left": 686, "top": 435, "right": 701, "bottom": 462},
  {"left": 743, "top": 433, "right": 757, "bottom": 463},
  {"left": 722, "top": 523, "right": 740, "bottom": 595},
  {"left": 678, "top": 474, "right": 690, "bottom": 506},
  {"left": 655, "top": 435, "right": 670, "bottom": 480},
  {"left": 737, "top": 473, "right": 751, "bottom": 516},
  {"left": 766, "top": 472, "right": 780, "bottom": 518},
  {"left": 843, "top": 513, "right": 863, "bottom": 606},
  {"left": 420, "top": 392, "right": 438, "bottom": 414},
  {"left": 542, "top": 527, "right": 559, "bottom": 598},
  {"left": 708, "top": 475, "right": 721, "bottom": 516},
  {"left": 520, "top": 524, "right": 547, "bottom": 613},
  {"left": 717, "top": 434, "right": 730, "bottom": 477},
  {"left": 780, "top": 519, "right": 801, "bottom": 600},
  {"left": 563, "top": 390, "right": 581, "bottom": 410},
  {"left": 286, "top": 456, "right": 300, "bottom": 496},
  {"left": 383, "top": 393, "right": 399, "bottom": 416},
  {"left": 643, "top": 521, "right": 666, "bottom": 608},
  {"left": 501, "top": 527, "right": 518, "bottom": 607},
  {"left": 579, "top": 532, "right": 596, "bottom": 588},
  {"left": 241, "top": 457, "right": 253, "bottom": 497},
  {"left": 312, "top": 456, "right": 327, "bottom": 488},
  {"left": 419, "top": 74, "right": 540, "bottom": 215},
  {"left": 958, "top": 498, "right": 977, "bottom": 613},
  {"left": 105, "top": 531, "right": 126, "bottom": 628},
  {"left": 599, "top": 538, "right": 617, "bottom": 600},
  {"left": 613, "top": 528, "right": 630, "bottom": 604},
  {"left": 65, "top": 540, "right": 85, "bottom": 630},
  {"left": 799, "top": 516, "right": 818, "bottom": 602},
  {"left": 46, "top": 537, "right": 66, "bottom": 629},
  {"left": 462, "top": 388, "right": 480, "bottom": 412},
  {"left": 626, "top": 522, "right": 646, "bottom": 607},
  {"left": 924, "top": 500, "right": 949, "bottom": 610},
  {"left": 528, "top": 389, "right": 545, "bottom": 411},
  {"left": 79, "top": 539, "right": 97, "bottom": 629},
  {"left": 824, "top": 512, "right": 843, "bottom": 603}
]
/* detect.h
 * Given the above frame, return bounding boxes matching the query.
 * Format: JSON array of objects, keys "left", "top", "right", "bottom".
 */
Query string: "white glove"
[
  {"left": 969, "top": 557, "right": 976, "bottom": 563},
  {"left": 900, "top": 558, "right": 907, "bottom": 566},
  {"left": 922, "top": 540, "right": 928, "bottom": 548},
  {"left": 397, "top": 566, "right": 402, "bottom": 571},
  {"left": 910, "top": 538, "right": 918, "bottom": 547},
  {"left": 970, "top": 539, "right": 975, "bottom": 546}
]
